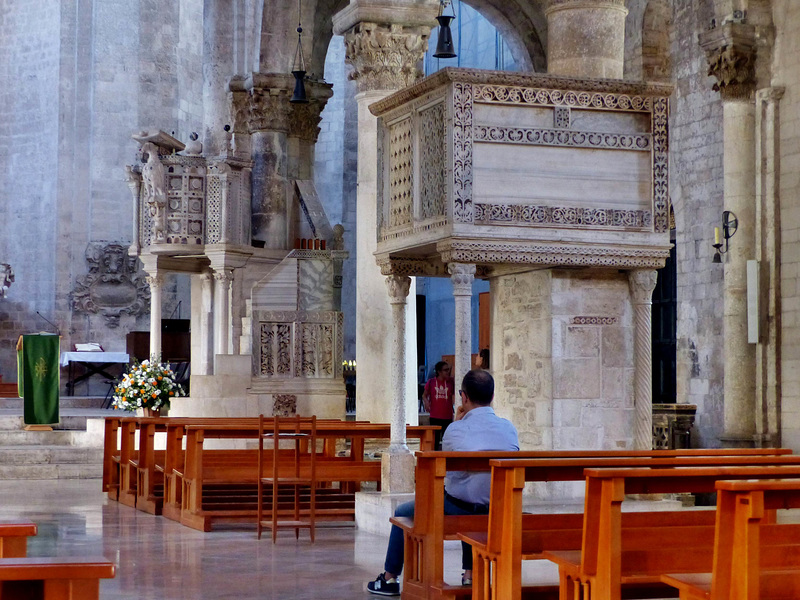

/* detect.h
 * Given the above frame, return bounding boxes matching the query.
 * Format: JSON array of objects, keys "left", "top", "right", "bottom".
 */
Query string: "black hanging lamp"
[
  {"left": 433, "top": 0, "right": 457, "bottom": 59},
  {"left": 290, "top": 0, "right": 309, "bottom": 103}
]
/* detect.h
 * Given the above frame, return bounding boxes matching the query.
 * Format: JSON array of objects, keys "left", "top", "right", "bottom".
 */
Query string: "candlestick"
[{"left": 714, "top": 227, "right": 720, "bottom": 245}]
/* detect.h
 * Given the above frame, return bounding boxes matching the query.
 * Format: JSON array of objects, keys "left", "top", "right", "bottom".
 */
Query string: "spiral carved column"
[
  {"left": 449, "top": 263, "right": 476, "bottom": 385},
  {"left": 383, "top": 274, "right": 414, "bottom": 493},
  {"left": 629, "top": 269, "right": 658, "bottom": 450}
]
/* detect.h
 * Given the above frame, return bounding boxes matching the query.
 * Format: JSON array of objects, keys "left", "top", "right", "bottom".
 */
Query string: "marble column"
[
  {"left": 383, "top": 274, "right": 415, "bottom": 493},
  {"left": 701, "top": 24, "right": 758, "bottom": 447},
  {"left": 199, "top": 271, "right": 214, "bottom": 375},
  {"left": 287, "top": 81, "right": 333, "bottom": 183},
  {"left": 213, "top": 268, "right": 234, "bottom": 356},
  {"left": 146, "top": 273, "right": 163, "bottom": 361},
  {"left": 545, "top": 0, "right": 628, "bottom": 79},
  {"left": 245, "top": 74, "right": 293, "bottom": 248},
  {"left": 629, "top": 269, "right": 658, "bottom": 450},
  {"left": 202, "top": 0, "right": 234, "bottom": 158},
  {"left": 449, "top": 263, "right": 476, "bottom": 385},
  {"left": 333, "top": 12, "right": 435, "bottom": 426}
]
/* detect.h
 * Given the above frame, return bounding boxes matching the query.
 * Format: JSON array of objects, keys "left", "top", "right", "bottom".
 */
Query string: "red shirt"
[{"left": 425, "top": 376, "right": 454, "bottom": 420}]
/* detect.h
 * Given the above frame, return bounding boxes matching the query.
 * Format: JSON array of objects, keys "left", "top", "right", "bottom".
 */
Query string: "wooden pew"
[
  {"left": 663, "top": 478, "right": 800, "bottom": 600},
  {"left": 541, "top": 464, "right": 800, "bottom": 600},
  {"left": 398, "top": 449, "right": 795, "bottom": 600},
  {"left": 0, "top": 556, "right": 115, "bottom": 600},
  {"left": 176, "top": 421, "right": 438, "bottom": 531},
  {"left": 0, "top": 523, "right": 36, "bottom": 558}
]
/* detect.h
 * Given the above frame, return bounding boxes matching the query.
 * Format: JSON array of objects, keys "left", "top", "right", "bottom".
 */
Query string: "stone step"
[
  {"left": 0, "top": 396, "right": 109, "bottom": 409},
  {"left": 0, "top": 445, "right": 103, "bottom": 465},
  {"left": 0, "top": 462, "right": 102, "bottom": 479},
  {"left": 0, "top": 429, "right": 100, "bottom": 447},
  {"left": 0, "top": 415, "right": 92, "bottom": 431}
]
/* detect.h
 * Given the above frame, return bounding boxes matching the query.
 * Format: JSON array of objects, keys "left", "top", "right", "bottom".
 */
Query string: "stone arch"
[{"left": 641, "top": 0, "right": 672, "bottom": 81}]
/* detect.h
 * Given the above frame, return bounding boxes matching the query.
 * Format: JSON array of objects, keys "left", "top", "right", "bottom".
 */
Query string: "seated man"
[{"left": 367, "top": 369, "right": 519, "bottom": 596}]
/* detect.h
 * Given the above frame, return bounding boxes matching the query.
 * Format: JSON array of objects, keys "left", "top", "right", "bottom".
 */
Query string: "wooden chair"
[{"left": 257, "top": 414, "right": 317, "bottom": 542}]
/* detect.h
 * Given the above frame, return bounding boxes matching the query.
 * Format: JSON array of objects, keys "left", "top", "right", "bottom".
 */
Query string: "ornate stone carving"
[
  {"left": 474, "top": 125, "right": 651, "bottom": 151},
  {"left": 164, "top": 162, "right": 205, "bottom": 245},
  {"left": 706, "top": 45, "right": 755, "bottom": 101},
  {"left": 288, "top": 80, "right": 333, "bottom": 142},
  {"left": 448, "top": 262, "right": 476, "bottom": 296},
  {"left": 652, "top": 97, "right": 669, "bottom": 233},
  {"left": 473, "top": 203, "right": 651, "bottom": 230},
  {"left": 572, "top": 316, "right": 618, "bottom": 325},
  {"left": 419, "top": 102, "right": 447, "bottom": 220},
  {"left": 389, "top": 117, "right": 414, "bottom": 228},
  {"left": 378, "top": 257, "right": 447, "bottom": 277},
  {"left": 332, "top": 224, "right": 345, "bottom": 250},
  {"left": 247, "top": 87, "right": 292, "bottom": 133},
  {"left": 343, "top": 23, "right": 429, "bottom": 93},
  {"left": 0, "top": 264, "right": 14, "bottom": 299},
  {"left": 71, "top": 243, "right": 150, "bottom": 327},
  {"left": 140, "top": 142, "right": 168, "bottom": 244},
  {"left": 272, "top": 394, "right": 297, "bottom": 417},
  {"left": 554, "top": 106, "right": 571, "bottom": 128},
  {"left": 385, "top": 275, "right": 412, "bottom": 304},
  {"left": 258, "top": 311, "right": 344, "bottom": 379},
  {"left": 629, "top": 268, "right": 658, "bottom": 303},
  {"left": 453, "top": 82, "right": 474, "bottom": 223}
]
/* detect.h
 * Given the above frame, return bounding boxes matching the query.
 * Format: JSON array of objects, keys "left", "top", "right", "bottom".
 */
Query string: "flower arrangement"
[{"left": 112, "top": 359, "right": 185, "bottom": 412}]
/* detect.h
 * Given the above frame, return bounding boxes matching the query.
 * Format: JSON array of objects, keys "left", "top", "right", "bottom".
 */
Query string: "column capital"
[
  {"left": 545, "top": 0, "right": 626, "bottom": 14},
  {"left": 289, "top": 80, "right": 334, "bottom": 142},
  {"left": 448, "top": 262, "right": 476, "bottom": 296},
  {"left": 235, "top": 73, "right": 295, "bottom": 134},
  {"left": 213, "top": 268, "right": 235, "bottom": 285},
  {"left": 628, "top": 269, "right": 658, "bottom": 304},
  {"left": 385, "top": 274, "right": 412, "bottom": 304},
  {"left": 145, "top": 273, "right": 164, "bottom": 288},
  {"left": 699, "top": 23, "right": 757, "bottom": 102},
  {"left": 341, "top": 22, "right": 431, "bottom": 93}
]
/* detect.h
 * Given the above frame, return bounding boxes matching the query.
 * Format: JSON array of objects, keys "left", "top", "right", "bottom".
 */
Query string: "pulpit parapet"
[{"left": 371, "top": 68, "right": 674, "bottom": 272}]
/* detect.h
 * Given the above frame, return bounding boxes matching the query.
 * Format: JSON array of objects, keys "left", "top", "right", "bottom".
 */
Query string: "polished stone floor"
[{"left": 0, "top": 479, "right": 560, "bottom": 599}]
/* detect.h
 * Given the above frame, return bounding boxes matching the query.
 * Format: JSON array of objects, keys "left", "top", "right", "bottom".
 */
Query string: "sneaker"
[
  {"left": 367, "top": 573, "right": 400, "bottom": 596},
  {"left": 462, "top": 574, "right": 472, "bottom": 586}
]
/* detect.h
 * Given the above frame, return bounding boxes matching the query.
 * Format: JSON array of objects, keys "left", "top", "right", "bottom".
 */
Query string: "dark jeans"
[
  {"left": 429, "top": 417, "right": 452, "bottom": 451},
  {"left": 384, "top": 493, "right": 489, "bottom": 577}
]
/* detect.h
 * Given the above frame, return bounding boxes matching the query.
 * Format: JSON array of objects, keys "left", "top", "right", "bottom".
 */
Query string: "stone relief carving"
[
  {"left": 272, "top": 394, "right": 297, "bottom": 417},
  {"left": 71, "top": 243, "right": 150, "bottom": 328},
  {"left": 419, "top": 102, "right": 447, "bottom": 220},
  {"left": 572, "top": 316, "right": 618, "bottom": 325},
  {"left": 652, "top": 97, "right": 669, "bottom": 233},
  {"left": 474, "top": 126, "right": 651, "bottom": 151},
  {"left": 628, "top": 269, "right": 659, "bottom": 303},
  {"left": 554, "top": 106, "right": 571, "bottom": 128},
  {"left": 289, "top": 101, "right": 328, "bottom": 143},
  {"left": 298, "top": 260, "right": 334, "bottom": 311},
  {"left": 165, "top": 163, "right": 205, "bottom": 245},
  {"left": 474, "top": 85, "right": 652, "bottom": 111},
  {"left": 706, "top": 45, "right": 755, "bottom": 100},
  {"left": 389, "top": 118, "right": 414, "bottom": 228},
  {"left": 247, "top": 87, "right": 292, "bottom": 133},
  {"left": 140, "top": 142, "right": 168, "bottom": 244},
  {"left": 332, "top": 224, "right": 345, "bottom": 250},
  {"left": 448, "top": 262, "right": 476, "bottom": 295},
  {"left": 385, "top": 275, "right": 412, "bottom": 303},
  {"left": 0, "top": 264, "right": 14, "bottom": 299},
  {"left": 343, "top": 23, "right": 429, "bottom": 93},
  {"left": 258, "top": 311, "right": 343, "bottom": 379},
  {"left": 453, "top": 82, "right": 474, "bottom": 224},
  {"left": 473, "top": 203, "right": 651, "bottom": 230}
]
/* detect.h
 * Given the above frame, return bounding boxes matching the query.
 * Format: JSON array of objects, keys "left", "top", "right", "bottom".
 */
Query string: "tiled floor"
[{"left": 0, "top": 479, "right": 561, "bottom": 599}]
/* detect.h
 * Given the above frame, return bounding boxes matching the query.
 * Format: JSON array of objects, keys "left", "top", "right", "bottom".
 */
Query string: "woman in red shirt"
[{"left": 422, "top": 361, "right": 455, "bottom": 450}]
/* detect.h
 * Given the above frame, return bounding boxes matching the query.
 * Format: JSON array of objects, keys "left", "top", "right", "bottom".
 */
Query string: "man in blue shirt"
[{"left": 367, "top": 369, "right": 519, "bottom": 596}]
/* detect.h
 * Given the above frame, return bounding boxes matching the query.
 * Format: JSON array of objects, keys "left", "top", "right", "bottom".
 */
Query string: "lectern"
[{"left": 16, "top": 334, "right": 60, "bottom": 426}]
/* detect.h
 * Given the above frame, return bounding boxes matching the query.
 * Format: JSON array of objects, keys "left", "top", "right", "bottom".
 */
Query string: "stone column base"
[
  {"left": 719, "top": 434, "right": 757, "bottom": 449},
  {"left": 381, "top": 448, "right": 415, "bottom": 494},
  {"left": 355, "top": 491, "right": 415, "bottom": 536}
]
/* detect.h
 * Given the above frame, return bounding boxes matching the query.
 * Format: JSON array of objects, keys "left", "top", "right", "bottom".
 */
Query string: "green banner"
[{"left": 18, "top": 335, "right": 60, "bottom": 425}]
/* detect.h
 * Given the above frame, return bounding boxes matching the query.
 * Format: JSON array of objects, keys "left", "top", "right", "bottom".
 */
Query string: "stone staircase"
[{"left": 0, "top": 396, "right": 110, "bottom": 479}]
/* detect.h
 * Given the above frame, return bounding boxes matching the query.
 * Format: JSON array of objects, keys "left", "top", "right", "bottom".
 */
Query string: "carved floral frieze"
[
  {"left": 257, "top": 311, "right": 343, "bottom": 379},
  {"left": 71, "top": 243, "right": 150, "bottom": 328}
]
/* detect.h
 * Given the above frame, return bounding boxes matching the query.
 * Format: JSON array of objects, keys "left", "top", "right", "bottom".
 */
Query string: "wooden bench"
[
  {"left": 398, "top": 449, "right": 795, "bottom": 600},
  {"left": 0, "top": 556, "right": 115, "bottom": 600},
  {"left": 540, "top": 464, "right": 800, "bottom": 600},
  {"left": 0, "top": 523, "right": 36, "bottom": 558},
  {"left": 175, "top": 421, "right": 438, "bottom": 531},
  {"left": 663, "top": 478, "right": 800, "bottom": 600}
]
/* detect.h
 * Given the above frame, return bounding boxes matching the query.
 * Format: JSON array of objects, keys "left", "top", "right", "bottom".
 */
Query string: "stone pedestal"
[{"left": 545, "top": 0, "right": 628, "bottom": 79}]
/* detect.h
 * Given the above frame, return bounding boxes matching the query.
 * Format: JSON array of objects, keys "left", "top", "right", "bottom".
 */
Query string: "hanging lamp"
[
  {"left": 433, "top": 0, "right": 457, "bottom": 59},
  {"left": 290, "top": 0, "right": 309, "bottom": 103}
]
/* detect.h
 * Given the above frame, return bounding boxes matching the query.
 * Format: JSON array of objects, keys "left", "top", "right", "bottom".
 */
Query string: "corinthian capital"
[
  {"left": 628, "top": 269, "right": 658, "bottom": 304},
  {"left": 699, "top": 23, "right": 757, "bottom": 101},
  {"left": 448, "top": 262, "right": 476, "bottom": 296},
  {"left": 289, "top": 80, "right": 334, "bottom": 142},
  {"left": 342, "top": 22, "right": 430, "bottom": 93},
  {"left": 385, "top": 274, "right": 412, "bottom": 304}
]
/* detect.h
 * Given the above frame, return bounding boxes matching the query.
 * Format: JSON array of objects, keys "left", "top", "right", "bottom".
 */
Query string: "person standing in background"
[{"left": 422, "top": 361, "right": 454, "bottom": 450}]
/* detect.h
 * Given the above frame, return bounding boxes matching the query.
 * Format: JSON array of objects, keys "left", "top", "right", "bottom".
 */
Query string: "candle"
[{"left": 714, "top": 227, "right": 720, "bottom": 245}]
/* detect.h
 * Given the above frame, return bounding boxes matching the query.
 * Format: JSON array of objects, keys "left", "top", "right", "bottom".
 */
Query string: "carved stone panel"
[
  {"left": 0, "top": 264, "right": 13, "bottom": 299},
  {"left": 71, "top": 243, "right": 150, "bottom": 327},
  {"left": 388, "top": 117, "right": 413, "bottom": 229},
  {"left": 419, "top": 102, "right": 447, "bottom": 220}
]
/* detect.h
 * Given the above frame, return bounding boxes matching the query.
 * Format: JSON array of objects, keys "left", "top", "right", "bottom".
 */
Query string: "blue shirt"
[{"left": 441, "top": 405, "right": 519, "bottom": 505}]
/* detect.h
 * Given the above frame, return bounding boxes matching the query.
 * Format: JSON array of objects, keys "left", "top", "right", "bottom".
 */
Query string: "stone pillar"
[
  {"left": 245, "top": 74, "right": 293, "bottom": 248},
  {"left": 383, "top": 274, "right": 415, "bottom": 492},
  {"left": 146, "top": 273, "right": 163, "bottom": 361},
  {"left": 701, "top": 24, "right": 758, "bottom": 447},
  {"left": 202, "top": 0, "right": 234, "bottom": 157},
  {"left": 287, "top": 81, "right": 333, "bottom": 182},
  {"left": 213, "top": 268, "right": 234, "bottom": 356},
  {"left": 629, "top": 269, "right": 658, "bottom": 450},
  {"left": 199, "top": 271, "right": 214, "bottom": 375},
  {"left": 124, "top": 166, "right": 142, "bottom": 255},
  {"left": 333, "top": 10, "right": 436, "bottom": 426},
  {"left": 545, "top": 0, "right": 628, "bottom": 79},
  {"left": 449, "top": 263, "right": 476, "bottom": 385}
]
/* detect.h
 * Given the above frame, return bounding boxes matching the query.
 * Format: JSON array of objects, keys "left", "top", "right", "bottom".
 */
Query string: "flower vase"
[{"left": 143, "top": 408, "right": 162, "bottom": 418}]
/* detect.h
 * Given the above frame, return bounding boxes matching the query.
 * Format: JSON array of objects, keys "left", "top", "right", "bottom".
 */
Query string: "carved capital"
[
  {"left": 628, "top": 269, "right": 658, "bottom": 304},
  {"left": 213, "top": 268, "right": 235, "bottom": 286},
  {"left": 145, "top": 273, "right": 165, "bottom": 288},
  {"left": 247, "top": 87, "right": 293, "bottom": 133},
  {"left": 385, "top": 274, "right": 412, "bottom": 304},
  {"left": 448, "top": 262, "right": 476, "bottom": 296},
  {"left": 124, "top": 165, "right": 141, "bottom": 199},
  {"left": 546, "top": 0, "right": 626, "bottom": 13},
  {"left": 343, "top": 22, "right": 430, "bottom": 93},
  {"left": 699, "top": 23, "right": 757, "bottom": 101}
]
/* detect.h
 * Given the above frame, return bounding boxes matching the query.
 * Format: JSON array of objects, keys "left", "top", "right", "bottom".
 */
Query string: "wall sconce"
[
  {"left": 712, "top": 210, "right": 738, "bottom": 263},
  {"left": 433, "top": 0, "right": 457, "bottom": 59}
]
